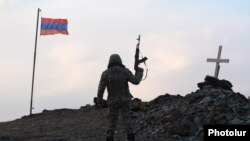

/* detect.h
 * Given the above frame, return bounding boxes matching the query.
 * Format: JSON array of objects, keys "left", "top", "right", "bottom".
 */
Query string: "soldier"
[{"left": 97, "top": 54, "right": 144, "bottom": 141}]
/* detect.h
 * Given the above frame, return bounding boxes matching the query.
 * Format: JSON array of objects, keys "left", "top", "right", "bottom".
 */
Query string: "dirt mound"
[{"left": 0, "top": 77, "right": 249, "bottom": 141}]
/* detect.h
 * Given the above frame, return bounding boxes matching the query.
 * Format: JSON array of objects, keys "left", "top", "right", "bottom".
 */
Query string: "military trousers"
[{"left": 106, "top": 101, "right": 133, "bottom": 136}]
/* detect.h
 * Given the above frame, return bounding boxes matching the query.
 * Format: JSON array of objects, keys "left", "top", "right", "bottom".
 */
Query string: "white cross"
[{"left": 207, "top": 45, "right": 229, "bottom": 78}]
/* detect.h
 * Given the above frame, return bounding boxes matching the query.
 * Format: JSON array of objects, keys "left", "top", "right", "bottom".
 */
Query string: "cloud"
[
  {"left": 1, "top": 0, "right": 250, "bottom": 122},
  {"left": 32, "top": 40, "right": 91, "bottom": 94},
  {"left": 0, "top": 0, "right": 7, "bottom": 7},
  {"left": 0, "top": 0, "right": 23, "bottom": 7}
]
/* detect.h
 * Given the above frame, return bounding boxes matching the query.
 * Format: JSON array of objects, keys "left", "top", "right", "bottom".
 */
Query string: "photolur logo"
[
  {"left": 208, "top": 129, "right": 247, "bottom": 136},
  {"left": 204, "top": 125, "right": 250, "bottom": 141}
]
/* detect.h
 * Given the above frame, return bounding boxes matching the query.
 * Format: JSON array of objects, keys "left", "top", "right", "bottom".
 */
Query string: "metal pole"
[{"left": 30, "top": 8, "right": 41, "bottom": 115}]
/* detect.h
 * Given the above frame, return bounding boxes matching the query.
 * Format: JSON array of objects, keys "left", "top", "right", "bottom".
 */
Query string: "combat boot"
[
  {"left": 127, "top": 133, "right": 135, "bottom": 141},
  {"left": 106, "top": 136, "right": 114, "bottom": 141}
]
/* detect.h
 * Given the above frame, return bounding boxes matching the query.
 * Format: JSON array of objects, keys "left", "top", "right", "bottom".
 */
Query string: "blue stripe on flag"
[{"left": 41, "top": 23, "right": 68, "bottom": 30}]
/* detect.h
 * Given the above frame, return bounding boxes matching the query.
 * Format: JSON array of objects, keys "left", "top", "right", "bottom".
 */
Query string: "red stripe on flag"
[
  {"left": 41, "top": 17, "right": 68, "bottom": 24},
  {"left": 40, "top": 29, "right": 68, "bottom": 35}
]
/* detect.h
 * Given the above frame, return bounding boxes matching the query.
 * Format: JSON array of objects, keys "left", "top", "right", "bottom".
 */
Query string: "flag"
[{"left": 40, "top": 17, "right": 68, "bottom": 35}]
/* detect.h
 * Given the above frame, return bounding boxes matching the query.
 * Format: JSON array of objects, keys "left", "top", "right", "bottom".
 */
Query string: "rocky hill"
[{"left": 0, "top": 76, "right": 250, "bottom": 141}]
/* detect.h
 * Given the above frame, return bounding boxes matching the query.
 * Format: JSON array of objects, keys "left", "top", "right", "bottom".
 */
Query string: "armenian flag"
[{"left": 40, "top": 17, "right": 68, "bottom": 35}]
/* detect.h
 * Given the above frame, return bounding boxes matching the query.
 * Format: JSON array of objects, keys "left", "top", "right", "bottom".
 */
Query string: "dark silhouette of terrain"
[{"left": 0, "top": 76, "right": 250, "bottom": 141}]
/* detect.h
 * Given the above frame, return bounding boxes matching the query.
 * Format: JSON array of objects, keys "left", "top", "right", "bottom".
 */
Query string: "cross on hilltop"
[{"left": 207, "top": 45, "right": 230, "bottom": 78}]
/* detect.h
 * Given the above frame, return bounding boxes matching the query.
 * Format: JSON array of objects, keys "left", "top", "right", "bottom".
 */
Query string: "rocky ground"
[{"left": 0, "top": 76, "right": 250, "bottom": 141}]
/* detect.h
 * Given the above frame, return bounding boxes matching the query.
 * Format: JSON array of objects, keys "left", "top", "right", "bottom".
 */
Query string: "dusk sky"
[{"left": 0, "top": 0, "right": 250, "bottom": 122}]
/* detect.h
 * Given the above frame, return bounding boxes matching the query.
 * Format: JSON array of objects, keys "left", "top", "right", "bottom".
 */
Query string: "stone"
[
  {"left": 231, "top": 118, "right": 245, "bottom": 124},
  {"left": 131, "top": 98, "right": 149, "bottom": 111},
  {"left": 199, "top": 96, "right": 213, "bottom": 106},
  {"left": 198, "top": 75, "right": 233, "bottom": 91}
]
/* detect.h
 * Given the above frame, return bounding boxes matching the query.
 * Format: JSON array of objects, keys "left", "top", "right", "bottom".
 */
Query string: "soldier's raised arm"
[{"left": 127, "top": 67, "right": 144, "bottom": 85}]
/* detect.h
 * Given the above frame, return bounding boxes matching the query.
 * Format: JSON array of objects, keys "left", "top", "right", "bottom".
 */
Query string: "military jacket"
[{"left": 97, "top": 66, "right": 143, "bottom": 105}]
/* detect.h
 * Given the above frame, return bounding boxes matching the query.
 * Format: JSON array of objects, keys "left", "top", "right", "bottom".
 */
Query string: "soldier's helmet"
[{"left": 108, "top": 54, "right": 125, "bottom": 68}]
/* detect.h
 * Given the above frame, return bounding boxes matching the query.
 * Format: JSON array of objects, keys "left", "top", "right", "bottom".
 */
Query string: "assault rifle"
[{"left": 134, "top": 35, "right": 148, "bottom": 80}]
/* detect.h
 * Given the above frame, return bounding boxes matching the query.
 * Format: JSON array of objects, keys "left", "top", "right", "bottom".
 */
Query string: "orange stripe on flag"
[{"left": 40, "top": 30, "right": 68, "bottom": 35}]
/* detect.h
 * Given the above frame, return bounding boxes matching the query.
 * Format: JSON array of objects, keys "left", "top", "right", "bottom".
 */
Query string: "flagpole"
[{"left": 30, "top": 8, "right": 41, "bottom": 115}]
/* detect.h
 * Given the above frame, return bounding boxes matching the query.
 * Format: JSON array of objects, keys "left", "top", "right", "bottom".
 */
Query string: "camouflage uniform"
[{"left": 97, "top": 54, "right": 143, "bottom": 140}]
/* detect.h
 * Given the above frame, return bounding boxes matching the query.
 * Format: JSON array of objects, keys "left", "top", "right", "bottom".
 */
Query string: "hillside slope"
[{"left": 0, "top": 76, "right": 250, "bottom": 141}]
